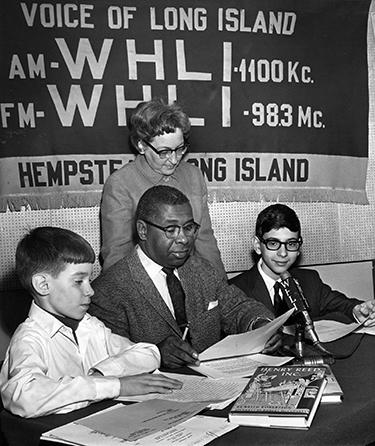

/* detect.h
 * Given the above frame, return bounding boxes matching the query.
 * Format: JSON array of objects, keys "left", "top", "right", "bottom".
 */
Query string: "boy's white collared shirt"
[
  {"left": 0, "top": 301, "right": 160, "bottom": 418},
  {"left": 257, "top": 259, "right": 280, "bottom": 306}
]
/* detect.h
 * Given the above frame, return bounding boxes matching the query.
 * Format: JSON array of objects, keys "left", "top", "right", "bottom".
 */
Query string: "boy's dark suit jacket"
[
  {"left": 229, "top": 265, "right": 363, "bottom": 323},
  {"left": 90, "top": 249, "right": 274, "bottom": 353}
]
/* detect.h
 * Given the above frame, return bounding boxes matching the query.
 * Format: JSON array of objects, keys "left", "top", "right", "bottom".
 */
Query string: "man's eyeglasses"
[
  {"left": 143, "top": 220, "right": 200, "bottom": 239},
  {"left": 259, "top": 237, "right": 303, "bottom": 252},
  {"left": 142, "top": 139, "right": 190, "bottom": 160}
]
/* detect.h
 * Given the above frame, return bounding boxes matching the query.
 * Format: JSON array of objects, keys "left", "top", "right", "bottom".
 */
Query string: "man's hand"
[
  {"left": 119, "top": 372, "right": 182, "bottom": 396},
  {"left": 250, "top": 318, "right": 283, "bottom": 355},
  {"left": 353, "top": 300, "right": 375, "bottom": 326},
  {"left": 261, "top": 329, "right": 283, "bottom": 355},
  {"left": 157, "top": 335, "right": 200, "bottom": 369}
]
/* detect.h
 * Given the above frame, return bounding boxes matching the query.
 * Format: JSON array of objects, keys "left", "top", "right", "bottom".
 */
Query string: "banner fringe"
[
  {"left": 0, "top": 188, "right": 369, "bottom": 213},
  {"left": 0, "top": 192, "right": 102, "bottom": 212},
  {"left": 207, "top": 188, "right": 369, "bottom": 205}
]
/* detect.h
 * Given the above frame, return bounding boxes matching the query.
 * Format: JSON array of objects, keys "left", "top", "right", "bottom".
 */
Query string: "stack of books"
[
  {"left": 321, "top": 365, "right": 343, "bottom": 404},
  {"left": 229, "top": 364, "right": 339, "bottom": 430}
]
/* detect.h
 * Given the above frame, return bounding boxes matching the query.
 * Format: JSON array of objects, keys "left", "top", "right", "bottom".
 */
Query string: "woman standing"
[{"left": 100, "top": 97, "right": 226, "bottom": 277}]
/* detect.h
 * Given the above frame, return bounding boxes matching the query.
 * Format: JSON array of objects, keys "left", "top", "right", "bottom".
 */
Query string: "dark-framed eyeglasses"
[
  {"left": 143, "top": 219, "right": 200, "bottom": 239},
  {"left": 142, "top": 139, "right": 190, "bottom": 160},
  {"left": 259, "top": 237, "right": 303, "bottom": 252}
]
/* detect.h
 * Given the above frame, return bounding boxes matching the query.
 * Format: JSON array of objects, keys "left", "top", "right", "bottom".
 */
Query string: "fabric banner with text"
[{"left": 0, "top": 0, "right": 370, "bottom": 211}]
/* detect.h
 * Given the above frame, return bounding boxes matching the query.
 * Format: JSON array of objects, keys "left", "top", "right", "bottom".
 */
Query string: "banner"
[{"left": 0, "top": 0, "right": 370, "bottom": 211}]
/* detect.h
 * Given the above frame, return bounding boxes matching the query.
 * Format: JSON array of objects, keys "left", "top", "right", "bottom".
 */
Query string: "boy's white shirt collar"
[
  {"left": 28, "top": 300, "right": 89, "bottom": 339},
  {"left": 257, "top": 259, "right": 280, "bottom": 297}
]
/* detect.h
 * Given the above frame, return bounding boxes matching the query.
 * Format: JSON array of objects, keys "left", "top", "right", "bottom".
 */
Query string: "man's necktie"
[
  {"left": 162, "top": 268, "right": 188, "bottom": 333},
  {"left": 273, "top": 281, "right": 289, "bottom": 317}
]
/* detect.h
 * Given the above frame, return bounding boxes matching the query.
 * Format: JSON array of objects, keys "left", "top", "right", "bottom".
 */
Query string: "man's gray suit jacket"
[{"left": 90, "top": 249, "right": 274, "bottom": 353}]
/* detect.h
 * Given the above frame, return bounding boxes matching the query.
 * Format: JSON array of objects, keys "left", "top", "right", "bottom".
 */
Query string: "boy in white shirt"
[{"left": 0, "top": 227, "right": 181, "bottom": 418}]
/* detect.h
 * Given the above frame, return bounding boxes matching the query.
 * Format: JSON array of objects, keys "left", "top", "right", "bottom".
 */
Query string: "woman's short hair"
[{"left": 129, "top": 97, "right": 190, "bottom": 148}]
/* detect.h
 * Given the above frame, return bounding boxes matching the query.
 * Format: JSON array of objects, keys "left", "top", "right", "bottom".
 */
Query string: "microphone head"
[
  {"left": 280, "top": 271, "right": 292, "bottom": 281},
  {"left": 280, "top": 272, "right": 322, "bottom": 347},
  {"left": 279, "top": 270, "right": 311, "bottom": 316}
]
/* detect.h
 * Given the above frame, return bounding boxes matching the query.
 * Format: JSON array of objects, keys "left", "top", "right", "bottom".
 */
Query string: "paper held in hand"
[{"left": 199, "top": 309, "right": 294, "bottom": 361}]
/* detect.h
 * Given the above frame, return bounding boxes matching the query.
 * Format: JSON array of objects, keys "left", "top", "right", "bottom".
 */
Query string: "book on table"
[
  {"left": 321, "top": 365, "right": 343, "bottom": 404},
  {"left": 228, "top": 365, "right": 327, "bottom": 430}
]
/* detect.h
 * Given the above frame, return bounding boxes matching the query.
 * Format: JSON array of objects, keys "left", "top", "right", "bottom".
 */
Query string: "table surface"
[{"left": 2, "top": 333, "right": 375, "bottom": 446}]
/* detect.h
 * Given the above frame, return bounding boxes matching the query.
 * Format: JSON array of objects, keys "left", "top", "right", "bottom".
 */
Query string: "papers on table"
[
  {"left": 42, "top": 404, "right": 239, "bottom": 446},
  {"left": 79, "top": 400, "right": 206, "bottom": 441},
  {"left": 198, "top": 309, "right": 294, "bottom": 361},
  {"left": 283, "top": 316, "right": 375, "bottom": 343},
  {"left": 117, "top": 372, "right": 249, "bottom": 410},
  {"left": 190, "top": 353, "right": 294, "bottom": 379},
  {"left": 312, "top": 320, "right": 361, "bottom": 342},
  {"left": 41, "top": 310, "right": 297, "bottom": 446}
]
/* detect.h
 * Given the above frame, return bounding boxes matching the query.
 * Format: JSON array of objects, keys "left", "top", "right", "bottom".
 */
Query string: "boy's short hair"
[
  {"left": 16, "top": 227, "right": 95, "bottom": 294},
  {"left": 255, "top": 204, "right": 301, "bottom": 238},
  {"left": 136, "top": 185, "right": 189, "bottom": 223},
  {"left": 129, "top": 97, "right": 190, "bottom": 148}
]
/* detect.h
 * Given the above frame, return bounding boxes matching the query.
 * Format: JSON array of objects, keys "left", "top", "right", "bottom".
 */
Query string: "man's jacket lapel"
[{"left": 127, "top": 250, "right": 182, "bottom": 336}]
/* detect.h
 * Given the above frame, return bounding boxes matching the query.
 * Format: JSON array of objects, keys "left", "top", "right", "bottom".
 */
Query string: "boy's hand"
[
  {"left": 119, "top": 373, "right": 182, "bottom": 396},
  {"left": 353, "top": 300, "right": 375, "bottom": 326},
  {"left": 157, "top": 335, "right": 200, "bottom": 369}
]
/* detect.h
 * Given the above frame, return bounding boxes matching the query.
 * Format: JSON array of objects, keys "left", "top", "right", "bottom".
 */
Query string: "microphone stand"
[
  {"left": 280, "top": 271, "right": 336, "bottom": 365},
  {"left": 289, "top": 318, "right": 336, "bottom": 365},
  {"left": 294, "top": 322, "right": 305, "bottom": 358},
  {"left": 281, "top": 318, "right": 335, "bottom": 365}
]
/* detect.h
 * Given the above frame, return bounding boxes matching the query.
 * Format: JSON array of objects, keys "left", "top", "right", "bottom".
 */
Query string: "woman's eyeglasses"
[{"left": 142, "top": 139, "right": 190, "bottom": 160}]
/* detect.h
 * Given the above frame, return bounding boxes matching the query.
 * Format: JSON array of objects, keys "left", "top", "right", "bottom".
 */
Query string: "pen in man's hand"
[{"left": 182, "top": 322, "right": 190, "bottom": 341}]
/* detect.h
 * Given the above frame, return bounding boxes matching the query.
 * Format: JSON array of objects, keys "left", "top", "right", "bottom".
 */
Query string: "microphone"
[
  {"left": 293, "top": 355, "right": 335, "bottom": 366},
  {"left": 280, "top": 271, "right": 321, "bottom": 346},
  {"left": 280, "top": 271, "right": 351, "bottom": 361}
]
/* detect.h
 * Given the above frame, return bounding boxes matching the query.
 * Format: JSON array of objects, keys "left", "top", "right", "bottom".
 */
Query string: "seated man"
[
  {"left": 229, "top": 203, "right": 375, "bottom": 326},
  {"left": 90, "top": 185, "right": 281, "bottom": 369},
  {"left": 0, "top": 227, "right": 181, "bottom": 418}
]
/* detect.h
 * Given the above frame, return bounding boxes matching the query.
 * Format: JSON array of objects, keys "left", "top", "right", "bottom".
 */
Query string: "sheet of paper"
[
  {"left": 42, "top": 411, "right": 239, "bottom": 446},
  {"left": 355, "top": 324, "right": 375, "bottom": 335},
  {"left": 190, "top": 354, "right": 294, "bottom": 379},
  {"left": 117, "top": 373, "right": 248, "bottom": 410},
  {"left": 283, "top": 317, "right": 375, "bottom": 342},
  {"left": 138, "top": 415, "right": 238, "bottom": 445},
  {"left": 78, "top": 399, "right": 206, "bottom": 442},
  {"left": 313, "top": 320, "right": 361, "bottom": 342},
  {"left": 42, "top": 404, "right": 132, "bottom": 445},
  {"left": 198, "top": 308, "right": 294, "bottom": 361}
]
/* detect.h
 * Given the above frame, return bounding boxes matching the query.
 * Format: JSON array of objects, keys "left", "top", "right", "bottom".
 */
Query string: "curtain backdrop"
[{"left": 0, "top": 0, "right": 370, "bottom": 211}]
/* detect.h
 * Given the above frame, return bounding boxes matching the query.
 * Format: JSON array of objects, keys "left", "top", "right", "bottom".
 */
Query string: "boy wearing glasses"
[
  {"left": 230, "top": 204, "right": 375, "bottom": 326},
  {"left": 90, "top": 186, "right": 282, "bottom": 369}
]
